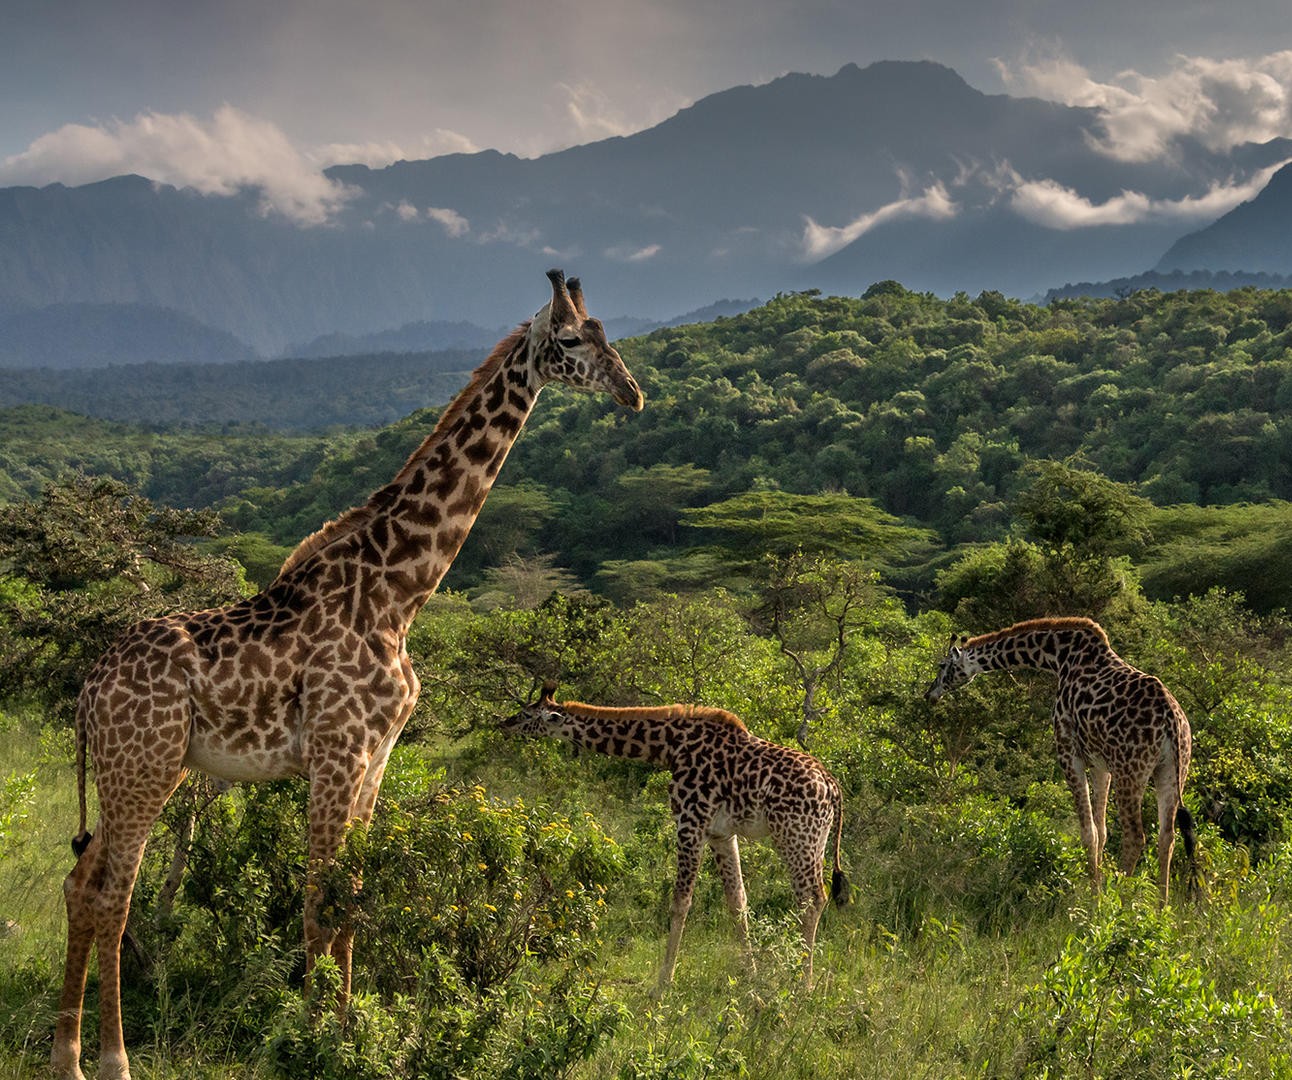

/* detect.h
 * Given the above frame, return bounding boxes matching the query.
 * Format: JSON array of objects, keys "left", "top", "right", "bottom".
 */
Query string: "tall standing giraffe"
[
  {"left": 52, "top": 270, "right": 643, "bottom": 1080},
  {"left": 924, "top": 616, "right": 1196, "bottom": 906},
  {"left": 499, "top": 683, "right": 849, "bottom": 992}
]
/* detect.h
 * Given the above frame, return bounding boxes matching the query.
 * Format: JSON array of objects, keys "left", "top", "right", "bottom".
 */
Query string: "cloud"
[
  {"left": 1008, "top": 161, "right": 1290, "bottom": 229},
  {"left": 996, "top": 49, "right": 1292, "bottom": 161},
  {"left": 310, "top": 130, "right": 480, "bottom": 169},
  {"left": 605, "top": 242, "right": 662, "bottom": 262},
  {"left": 559, "top": 82, "right": 637, "bottom": 144},
  {"left": 0, "top": 105, "right": 352, "bottom": 225},
  {"left": 425, "top": 206, "right": 469, "bottom": 237},
  {"left": 801, "top": 184, "right": 957, "bottom": 260}
]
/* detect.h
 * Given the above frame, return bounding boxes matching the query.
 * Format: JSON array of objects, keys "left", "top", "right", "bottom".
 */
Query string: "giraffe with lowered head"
[
  {"left": 500, "top": 682, "right": 849, "bottom": 992},
  {"left": 925, "top": 616, "right": 1196, "bottom": 906},
  {"left": 52, "top": 270, "right": 643, "bottom": 1080}
]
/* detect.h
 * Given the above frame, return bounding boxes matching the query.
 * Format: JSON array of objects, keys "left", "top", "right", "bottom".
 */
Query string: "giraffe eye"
[{"left": 558, "top": 335, "right": 581, "bottom": 348}]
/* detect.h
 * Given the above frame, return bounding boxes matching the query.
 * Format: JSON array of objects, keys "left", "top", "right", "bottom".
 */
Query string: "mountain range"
[{"left": 1, "top": 59, "right": 1291, "bottom": 366}]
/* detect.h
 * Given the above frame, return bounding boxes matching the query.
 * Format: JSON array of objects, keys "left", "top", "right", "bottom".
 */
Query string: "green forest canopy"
[{"left": 3, "top": 283, "right": 1292, "bottom": 605}]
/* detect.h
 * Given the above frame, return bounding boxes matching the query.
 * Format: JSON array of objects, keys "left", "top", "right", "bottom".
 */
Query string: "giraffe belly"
[
  {"left": 183, "top": 727, "right": 305, "bottom": 782},
  {"left": 709, "top": 806, "right": 771, "bottom": 841}
]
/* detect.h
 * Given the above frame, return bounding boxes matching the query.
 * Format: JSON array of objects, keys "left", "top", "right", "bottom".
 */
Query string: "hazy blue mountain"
[
  {"left": 2, "top": 60, "right": 1289, "bottom": 358},
  {"left": 282, "top": 320, "right": 506, "bottom": 359},
  {"left": 1156, "top": 162, "right": 1292, "bottom": 275},
  {"left": 0, "top": 302, "right": 256, "bottom": 368}
]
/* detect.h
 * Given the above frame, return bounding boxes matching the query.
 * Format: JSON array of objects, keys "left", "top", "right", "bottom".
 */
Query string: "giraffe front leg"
[
  {"left": 654, "top": 825, "right": 704, "bottom": 996},
  {"left": 304, "top": 750, "right": 369, "bottom": 1016},
  {"left": 1058, "top": 747, "right": 1101, "bottom": 893},
  {"left": 710, "top": 835, "right": 754, "bottom": 975}
]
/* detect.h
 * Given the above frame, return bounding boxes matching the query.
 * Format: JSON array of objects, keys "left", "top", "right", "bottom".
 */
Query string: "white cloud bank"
[
  {"left": 1009, "top": 162, "right": 1290, "bottom": 229},
  {"left": 0, "top": 107, "right": 480, "bottom": 226},
  {"left": 996, "top": 50, "right": 1292, "bottom": 162},
  {"left": 802, "top": 183, "right": 957, "bottom": 259},
  {"left": 801, "top": 156, "right": 1292, "bottom": 255}
]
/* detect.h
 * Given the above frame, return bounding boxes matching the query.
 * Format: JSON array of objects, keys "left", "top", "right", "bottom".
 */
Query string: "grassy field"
[{"left": 4, "top": 713, "right": 1292, "bottom": 1079}]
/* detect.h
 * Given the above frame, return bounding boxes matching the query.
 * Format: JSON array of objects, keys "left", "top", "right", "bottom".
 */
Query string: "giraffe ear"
[
  {"left": 546, "top": 268, "right": 575, "bottom": 326},
  {"left": 540, "top": 679, "right": 558, "bottom": 703}
]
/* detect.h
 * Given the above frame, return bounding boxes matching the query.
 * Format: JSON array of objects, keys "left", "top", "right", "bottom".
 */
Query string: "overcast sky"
[{"left": 4, "top": 0, "right": 1292, "bottom": 224}]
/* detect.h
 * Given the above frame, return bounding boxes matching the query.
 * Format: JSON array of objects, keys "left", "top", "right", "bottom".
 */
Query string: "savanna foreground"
[{"left": 4, "top": 584, "right": 1292, "bottom": 1078}]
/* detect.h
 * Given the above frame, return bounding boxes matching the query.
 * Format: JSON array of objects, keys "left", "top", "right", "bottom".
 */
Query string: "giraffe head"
[
  {"left": 530, "top": 269, "right": 644, "bottom": 411},
  {"left": 924, "top": 635, "right": 977, "bottom": 702},
  {"left": 499, "top": 680, "right": 568, "bottom": 737}
]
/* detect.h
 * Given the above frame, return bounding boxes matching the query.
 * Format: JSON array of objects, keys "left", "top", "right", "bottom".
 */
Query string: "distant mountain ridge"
[
  {"left": 0, "top": 302, "right": 256, "bottom": 368},
  {"left": 1157, "top": 161, "right": 1292, "bottom": 275},
  {"left": 1, "top": 59, "right": 1289, "bottom": 360},
  {"left": 280, "top": 298, "right": 760, "bottom": 362}
]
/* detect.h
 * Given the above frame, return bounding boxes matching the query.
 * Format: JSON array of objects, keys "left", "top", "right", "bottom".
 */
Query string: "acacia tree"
[
  {"left": 752, "top": 552, "right": 883, "bottom": 747},
  {"left": 0, "top": 475, "right": 248, "bottom": 720}
]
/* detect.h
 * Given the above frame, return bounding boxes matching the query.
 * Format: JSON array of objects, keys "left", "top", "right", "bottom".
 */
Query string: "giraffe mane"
[
  {"left": 964, "top": 616, "right": 1110, "bottom": 649},
  {"left": 559, "top": 701, "right": 748, "bottom": 731},
  {"left": 274, "top": 323, "right": 532, "bottom": 581}
]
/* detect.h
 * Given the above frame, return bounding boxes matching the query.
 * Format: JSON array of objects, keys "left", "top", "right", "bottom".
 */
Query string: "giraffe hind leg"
[
  {"left": 52, "top": 833, "right": 107, "bottom": 1080},
  {"left": 1153, "top": 757, "right": 1182, "bottom": 907},
  {"left": 710, "top": 835, "right": 754, "bottom": 974},
  {"left": 771, "top": 812, "right": 830, "bottom": 988},
  {"left": 1113, "top": 776, "right": 1149, "bottom": 887}
]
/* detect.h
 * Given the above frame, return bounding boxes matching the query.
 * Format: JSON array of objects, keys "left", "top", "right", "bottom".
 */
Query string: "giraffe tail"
[
  {"left": 70, "top": 691, "right": 92, "bottom": 858},
  {"left": 1172, "top": 720, "right": 1201, "bottom": 899},
  {"left": 1176, "top": 803, "right": 1200, "bottom": 899},
  {"left": 829, "top": 786, "right": 850, "bottom": 907}
]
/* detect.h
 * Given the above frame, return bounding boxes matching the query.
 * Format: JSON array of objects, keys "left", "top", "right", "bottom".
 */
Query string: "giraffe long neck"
[
  {"left": 553, "top": 704, "right": 678, "bottom": 767},
  {"left": 966, "top": 622, "right": 1113, "bottom": 678},
  {"left": 279, "top": 325, "right": 541, "bottom": 634}
]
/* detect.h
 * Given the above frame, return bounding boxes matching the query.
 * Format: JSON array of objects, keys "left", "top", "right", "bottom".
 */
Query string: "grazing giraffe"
[
  {"left": 51, "top": 271, "right": 643, "bottom": 1080},
  {"left": 500, "top": 683, "right": 849, "bottom": 991},
  {"left": 924, "top": 616, "right": 1196, "bottom": 906}
]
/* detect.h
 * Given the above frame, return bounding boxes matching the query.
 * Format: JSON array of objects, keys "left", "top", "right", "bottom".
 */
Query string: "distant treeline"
[{"left": 0, "top": 348, "right": 479, "bottom": 430}]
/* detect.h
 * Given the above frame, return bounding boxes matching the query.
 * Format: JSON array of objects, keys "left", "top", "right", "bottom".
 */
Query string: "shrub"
[{"left": 1011, "top": 890, "right": 1290, "bottom": 1078}]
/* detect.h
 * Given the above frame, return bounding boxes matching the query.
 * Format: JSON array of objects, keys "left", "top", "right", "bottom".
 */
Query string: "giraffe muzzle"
[{"left": 613, "top": 374, "right": 645, "bottom": 411}]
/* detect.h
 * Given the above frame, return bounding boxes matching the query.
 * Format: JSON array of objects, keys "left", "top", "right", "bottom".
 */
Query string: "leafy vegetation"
[{"left": 5, "top": 284, "right": 1292, "bottom": 1076}]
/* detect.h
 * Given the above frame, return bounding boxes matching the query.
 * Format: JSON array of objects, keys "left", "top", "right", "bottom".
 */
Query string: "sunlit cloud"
[
  {"left": 310, "top": 130, "right": 479, "bottom": 169},
  {"left": 559, "top": 82, "right": 637, "bottom": 144},
  {"left": 1008, "top": 161, "right": 1290, "bottom": 229},
  {"left": 0, "top": 106, "right": 352, "bottom": 225},
  {"left": 605, "top": 242, "right": 662, "bottom": 262},
  {"left": 425, "top": 206, "right": 469, "bottom": 237},
  {"left": 995, "top": 49, "right": 1292, "bottom": 162},
  {"left": 801, "top": 184, "right": 957, "bottom": 260}
]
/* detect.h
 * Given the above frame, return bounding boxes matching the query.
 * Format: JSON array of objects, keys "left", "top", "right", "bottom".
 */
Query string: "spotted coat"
[
  {"left": 52, "top": 271, "right": 643, "bottom": 1080},
  {"left": 925, "top": 616, "right": 1195, "bottom": 905},
  {"left": 500, "top": 684, "right": 848, "bottom": 990}
]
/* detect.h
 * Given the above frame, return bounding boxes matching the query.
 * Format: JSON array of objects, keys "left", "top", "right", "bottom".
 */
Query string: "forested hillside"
[
  {"left": 5, "top": 284, "right": 1292, "bottom": 606},
  {"left": 220, "top": 283, "right": 1292, "bottom": 606}
]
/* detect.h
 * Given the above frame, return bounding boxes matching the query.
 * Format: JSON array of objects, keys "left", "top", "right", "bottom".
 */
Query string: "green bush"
[{"left": 1012, "top": 890, "right": 1290, "bottom": 1078}]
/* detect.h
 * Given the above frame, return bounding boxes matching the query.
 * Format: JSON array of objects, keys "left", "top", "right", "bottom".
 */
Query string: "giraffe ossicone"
[
  {"left": 925, "top": 616, "right": 1197, "bottom": 906},
  {"left": 500, "top": 682, "right": 849, "bottom": 991},
  {"left": 52, "top": 271, "right": 642, "bottom": 1080}
]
